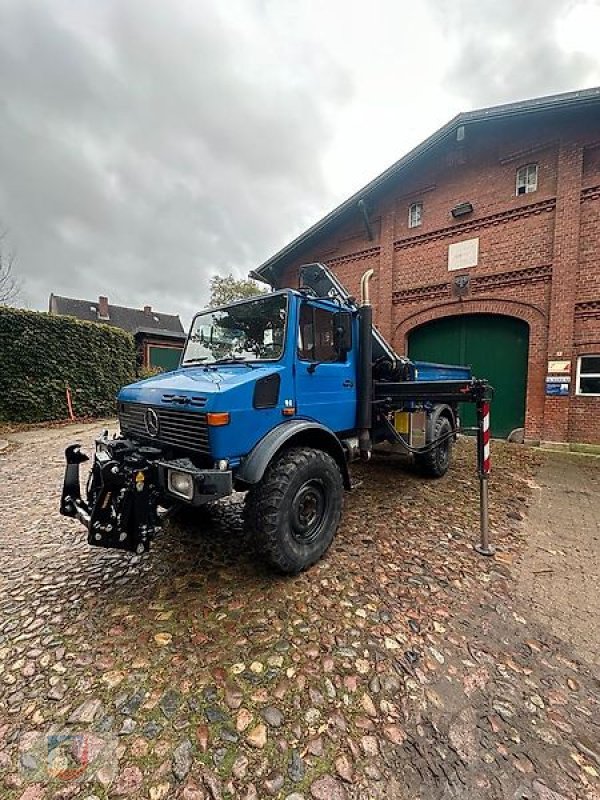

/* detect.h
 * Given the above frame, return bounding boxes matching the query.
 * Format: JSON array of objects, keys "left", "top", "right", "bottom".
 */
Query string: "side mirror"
[{"left": 333, "top": 311, "right": 352, "bottom": 354}]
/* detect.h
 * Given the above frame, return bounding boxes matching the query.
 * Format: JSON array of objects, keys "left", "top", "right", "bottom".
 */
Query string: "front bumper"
[
  {"left": 153, "top": 459, "right": 233, "bottom": 507},
  {"left": 60, "top": 433, "right": 233, "bottom": 553}
]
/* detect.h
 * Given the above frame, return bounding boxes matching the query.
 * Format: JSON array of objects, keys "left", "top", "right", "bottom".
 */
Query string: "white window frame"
[
  {"left": 576, "top": 355, "right": 600, "bottom": 396},
  {"left": 408, "top": 201, "right": 423, "bottom": 229},
  {"left": 516, "top": 163, "right": 538, "bottom": 196}
]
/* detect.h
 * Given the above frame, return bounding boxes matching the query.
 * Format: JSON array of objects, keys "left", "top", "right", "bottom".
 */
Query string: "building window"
[
  {"left": 516, "top": 163, "right": 538, "bottom": 195},
  {"left": 408, "top": 202, "right": 423, "bottom": 228},
  {"left": 576, "top": 355, "right": 600, "bottom": 395}
]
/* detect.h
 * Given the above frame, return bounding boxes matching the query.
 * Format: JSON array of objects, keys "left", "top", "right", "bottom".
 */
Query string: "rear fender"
[
  {"left": 426, "top": 404, "right": 457, "bottom": 442},
  {"left": 236, "top": 420, "right": 351, "bottom": 489}
]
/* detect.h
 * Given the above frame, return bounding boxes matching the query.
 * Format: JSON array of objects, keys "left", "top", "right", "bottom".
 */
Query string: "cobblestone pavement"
[
  {"left": 517, "top": 452, "right": 600, "bottom": 668},
  {"left": 0, "top": 423, "right": 599, "bottom": 800}
]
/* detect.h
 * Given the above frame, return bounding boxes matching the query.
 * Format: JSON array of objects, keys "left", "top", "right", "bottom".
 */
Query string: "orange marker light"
[
  {"left": 207, "top": 412, "right": 230, "bottom": 426},
  {"left": 282, "top": 407, "right": 296, "bottom": 416}
]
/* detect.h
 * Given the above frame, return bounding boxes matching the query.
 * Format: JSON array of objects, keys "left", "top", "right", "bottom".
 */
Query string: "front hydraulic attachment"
[
  {"left": 60, "top": 435, "right": 164, "bottom": 554},
  {"left": 60, "top": 444, "right": 90, "bottom": 521}
]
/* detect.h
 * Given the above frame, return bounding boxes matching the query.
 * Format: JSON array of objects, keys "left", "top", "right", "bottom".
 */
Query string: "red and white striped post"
[
  {"left": 475, "top": 399, "right": 495, "bottom": 556},
  {"left": 481, "top": 401, "right": 491, "bottom": 475}
]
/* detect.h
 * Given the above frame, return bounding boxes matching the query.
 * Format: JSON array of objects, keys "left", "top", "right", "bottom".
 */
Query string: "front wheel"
[{"left": 244, "top": 447, "right": 344, "bottom": 574}]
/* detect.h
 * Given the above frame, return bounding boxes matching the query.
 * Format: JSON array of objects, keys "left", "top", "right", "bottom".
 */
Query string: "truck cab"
[
  {"left": 61, "top": 265, "right": 483, "bottom": 574},
  {"left": 117, "top": 289, "right": 358, "bottom": 469}
]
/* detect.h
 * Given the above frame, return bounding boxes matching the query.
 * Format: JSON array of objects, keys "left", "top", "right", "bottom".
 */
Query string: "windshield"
[{"left": 182, "top": 293, "right": 288, "bottom": 365}]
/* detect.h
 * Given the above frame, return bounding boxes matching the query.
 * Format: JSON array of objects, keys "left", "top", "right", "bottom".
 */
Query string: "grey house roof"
[
  {"left": 49, "top": 294, "right": 185, "bottom": 336},
  {"left": 254, "top": 86, "right": 600, "bottom": 284}
]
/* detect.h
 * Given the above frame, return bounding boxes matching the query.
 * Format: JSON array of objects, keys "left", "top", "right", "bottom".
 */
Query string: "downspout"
[{"left": 357, "top": 269, "right": 374, "bottom": 460}]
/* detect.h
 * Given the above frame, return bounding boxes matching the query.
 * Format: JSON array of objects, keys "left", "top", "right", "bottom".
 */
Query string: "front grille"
[{"left": 119, "top": 403, "right": 210, "bottom": 454}]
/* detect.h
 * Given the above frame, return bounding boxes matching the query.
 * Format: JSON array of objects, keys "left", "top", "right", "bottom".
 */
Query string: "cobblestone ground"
[{"left": 0, "top": 423, "right": 599, "bottom": 800}]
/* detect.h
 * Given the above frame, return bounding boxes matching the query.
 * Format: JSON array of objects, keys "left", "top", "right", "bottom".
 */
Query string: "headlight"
[{"left": 168, "top": 470, "right": 194, "bottom": 500}]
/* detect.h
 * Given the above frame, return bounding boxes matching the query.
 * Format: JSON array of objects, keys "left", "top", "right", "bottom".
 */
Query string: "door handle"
[{"left": 343, "top": 379, "right": 354, "bottom": 388}]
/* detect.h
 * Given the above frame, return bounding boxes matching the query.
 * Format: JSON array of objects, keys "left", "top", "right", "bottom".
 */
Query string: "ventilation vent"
[{"left": 161, "top": 393, "right": 207, "bottom": 407}]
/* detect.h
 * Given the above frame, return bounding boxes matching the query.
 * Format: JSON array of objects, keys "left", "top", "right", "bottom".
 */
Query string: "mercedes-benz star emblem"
[{"left": 145, "top": 407, "right": 160, "bottom": 437}]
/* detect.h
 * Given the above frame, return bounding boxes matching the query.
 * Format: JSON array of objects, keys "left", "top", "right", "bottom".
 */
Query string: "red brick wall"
[
  {"left": 276, "top": 107, "right": 600, "bottom": 444},
  {"left": 572, "top": 161, "right": 600, "bottom": 443}
]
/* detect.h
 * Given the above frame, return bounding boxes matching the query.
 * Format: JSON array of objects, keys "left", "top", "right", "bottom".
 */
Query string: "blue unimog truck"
[{"left": 61, "top": 264, "right": 489, "bottom": 573}]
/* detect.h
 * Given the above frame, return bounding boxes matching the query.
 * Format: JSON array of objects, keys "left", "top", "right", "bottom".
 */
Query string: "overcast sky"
[{"left": 1, "top": 0, "right": 600, "bottom": 323}]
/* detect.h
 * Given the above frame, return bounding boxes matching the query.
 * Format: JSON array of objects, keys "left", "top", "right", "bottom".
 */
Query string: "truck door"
[{"left": 295, "top": 300, "right": 357, "bottom": 433}]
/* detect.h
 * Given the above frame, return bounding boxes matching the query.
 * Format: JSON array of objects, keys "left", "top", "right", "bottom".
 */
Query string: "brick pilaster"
[{"left": 543, "top": 140, "right": 583, "bottom": 442}]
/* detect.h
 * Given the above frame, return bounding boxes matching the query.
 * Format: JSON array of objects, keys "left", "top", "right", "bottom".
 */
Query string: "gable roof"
[
  {"left": 49, "top": 294, "right": 185, "bottom": 335},
  {"left": 254, "top": 85, "right": 600, "bottom": 284}
]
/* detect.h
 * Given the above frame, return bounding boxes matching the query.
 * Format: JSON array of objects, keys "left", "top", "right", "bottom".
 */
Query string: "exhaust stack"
[{"left": 357, "top": 269, "right": 374, "bottom": 460}]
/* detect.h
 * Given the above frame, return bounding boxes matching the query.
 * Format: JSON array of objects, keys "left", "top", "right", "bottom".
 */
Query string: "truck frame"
[{"left": 61, "top": 263, "right": 491, "bottom": 573}]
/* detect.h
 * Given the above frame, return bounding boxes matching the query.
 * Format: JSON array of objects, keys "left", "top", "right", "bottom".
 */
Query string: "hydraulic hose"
[{"left": 380, "top": 414, "right": 473, "bottom": 455}]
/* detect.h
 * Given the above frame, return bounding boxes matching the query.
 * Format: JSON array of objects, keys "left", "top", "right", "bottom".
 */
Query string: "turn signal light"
[
  {"left": 207, "top": 412, "right": 230, "bottom": 426},
  {"left": 282, "top": 407, "right": 296, "bottom": 416}
]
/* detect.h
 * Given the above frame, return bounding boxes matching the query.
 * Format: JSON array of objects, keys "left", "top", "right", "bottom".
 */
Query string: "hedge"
[{"left": 0, "top": 307, "right": 137, "bottom": 423}]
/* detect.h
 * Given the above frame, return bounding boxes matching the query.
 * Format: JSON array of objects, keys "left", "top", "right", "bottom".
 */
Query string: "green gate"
[{"left": 408, "top": 314, "right": 529, "bottom": 438}]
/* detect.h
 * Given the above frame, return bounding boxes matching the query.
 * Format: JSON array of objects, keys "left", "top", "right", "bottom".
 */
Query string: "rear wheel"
[
  {"left": 244, "top": 447, "right": 344, "bottom": 574},
  {"left": 415, "top": 415, "right": 453, "bottom": 478}
]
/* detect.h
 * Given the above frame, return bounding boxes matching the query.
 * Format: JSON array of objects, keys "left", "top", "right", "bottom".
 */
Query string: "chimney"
[
  {"left": 144, "top": 305, "right": 152, "bottom": 315},
  {"left": 98, "top": 295, "right": 109, "bottom": 320}
]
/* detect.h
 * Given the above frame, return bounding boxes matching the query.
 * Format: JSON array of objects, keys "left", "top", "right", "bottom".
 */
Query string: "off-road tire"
[
  {"left": 415, "top": 415, "right": 453, "bottom": 478},
  {"left": 244, "top": 447, "right": 344, "bottom": 574}
]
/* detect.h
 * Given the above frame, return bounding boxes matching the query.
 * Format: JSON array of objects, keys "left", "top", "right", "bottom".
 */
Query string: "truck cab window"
[
  {"left": 298, "top": 304, "right": 342, "bottom": 362},
  {"left": 183, "top": 293, "right": 287, "bottom": 365}
]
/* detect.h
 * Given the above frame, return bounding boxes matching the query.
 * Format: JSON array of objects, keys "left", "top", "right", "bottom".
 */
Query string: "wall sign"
[
  {"left": 545, "top": 375, "right": 570, "bottom": 396},
  {"left": 547, "top": 360, "right": 571, "bottom": 374},
  {"left": 448, "top": 237, "right": 479, "bottom": 271}
]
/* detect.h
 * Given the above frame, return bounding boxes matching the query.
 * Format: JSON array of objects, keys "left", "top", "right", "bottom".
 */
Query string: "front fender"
[{"left": 236, "top": 420, "right": 351, "bottom": 489}]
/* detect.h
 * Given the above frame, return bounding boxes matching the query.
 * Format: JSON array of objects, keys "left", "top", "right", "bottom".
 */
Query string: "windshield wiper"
[
  {"left": 211, "top": 358, "right": 255, "bottom": 367},
  {"left": 181, "top": 357, "right": 209, "bottom": 365}
]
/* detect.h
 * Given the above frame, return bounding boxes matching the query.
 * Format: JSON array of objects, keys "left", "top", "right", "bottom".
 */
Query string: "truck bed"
[{"left": 412, "top": 360, "right": 472, "bottom": 381}]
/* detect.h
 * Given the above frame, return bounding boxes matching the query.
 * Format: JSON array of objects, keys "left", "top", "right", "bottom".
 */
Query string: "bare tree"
[{"left": 0, "top": 230, "right": 20, "bottom": 306}]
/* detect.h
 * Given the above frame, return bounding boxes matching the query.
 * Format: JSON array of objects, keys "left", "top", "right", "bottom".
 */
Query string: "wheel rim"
[
  {"left": 290, "top": 479, "right": 328, "bottom": 544},
  {"left": 438, "top": 424, "right": 451, "bottom": 468}
]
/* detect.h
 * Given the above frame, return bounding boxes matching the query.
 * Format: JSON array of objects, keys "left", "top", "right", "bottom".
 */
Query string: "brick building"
[{"left": 255, "top": 87, "right": 600, "bottom": 445}]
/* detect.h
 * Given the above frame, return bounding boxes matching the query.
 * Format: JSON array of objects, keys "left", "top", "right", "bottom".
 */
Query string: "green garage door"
[
  {"left": 408, "top": 314, "right": 529, "bottom": 438},
  {"left": 148, "top": 345, "right": 182, "bottom": 372}
]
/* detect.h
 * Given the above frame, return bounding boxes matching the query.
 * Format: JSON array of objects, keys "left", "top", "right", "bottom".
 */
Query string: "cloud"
[
  {"left": 0, "top": 0, "right": 353, "bottom": 319},
  {"left": 432, "top": 0, "right": 600, "bottom": 108},
  {"left": 2, "top": 0, "right": 599, "bottom": 324}
]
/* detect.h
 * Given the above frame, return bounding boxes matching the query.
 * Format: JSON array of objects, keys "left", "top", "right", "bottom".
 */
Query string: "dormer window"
[
  {"left": 408, "top": 202, "right": 423, "bottom": 229},
  {"left": 516, "top": 164, "right": 538, "bottom": 196}
]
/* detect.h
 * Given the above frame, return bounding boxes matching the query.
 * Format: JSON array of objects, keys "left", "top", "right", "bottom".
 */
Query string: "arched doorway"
[{"left": 408, "top": 314, "right": 529, "bottom": 438}]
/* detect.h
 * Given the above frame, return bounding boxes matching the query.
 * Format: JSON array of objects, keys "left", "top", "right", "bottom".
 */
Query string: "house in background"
[
  {"left": 49, "top": 293, "right": 186, "bottom": 371},
  {"left": 256, "top": 86, "right": 600, "bottom": 446}
]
